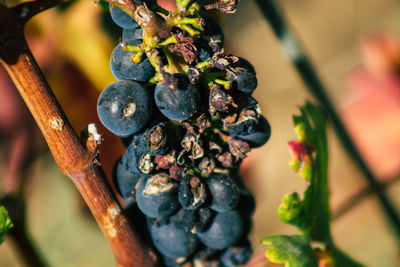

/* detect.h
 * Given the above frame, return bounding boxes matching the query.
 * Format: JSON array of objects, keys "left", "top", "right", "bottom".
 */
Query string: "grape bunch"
[{"left": 97, "top": 1, "right": 271, "bottom": 266}]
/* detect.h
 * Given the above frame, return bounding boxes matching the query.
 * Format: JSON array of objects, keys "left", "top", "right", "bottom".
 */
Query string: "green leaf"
[
  {"left": 268, "top": 102, "right": 364, "bottom": 267},
  {"left": 278, "top": 192, "right": 302, "bottom": 224},
  {"left": 282, "top": 102, "right": 331, "bottom": 242},
  {"left": 0, "top": 205, "right": 13, "bottom": 244},
  {"left": 263, "top": 235, "right": 318, "bottom": 267}
]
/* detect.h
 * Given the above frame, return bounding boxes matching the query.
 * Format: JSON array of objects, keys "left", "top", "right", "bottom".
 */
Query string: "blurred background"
[{"left": 0, "top": 0, "right": 400, "bottom": 266}]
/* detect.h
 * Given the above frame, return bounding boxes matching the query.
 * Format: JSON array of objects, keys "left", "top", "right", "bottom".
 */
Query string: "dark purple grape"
[
  {"left": 196, "top": 17, "right": 224, "bottom": 62},
  {"left": 112, "top": 156, "right": 142, "bottom": 206},
  {"left": 170, "top": 209, "right": 197, "bottom": 232},
  {"left": 223, "top": 110, "right": 259, "bottom": 137},
  {"left": 110, "top": 41, "right": 154, "bottom": 82},
  {"left": 148, "top": 217, "right": 200, "bottom": 259},
  {"left": 223, "top": 94, "right": 261, "bottom": 136},
  {"left": 136, "top": 173, "right": 179, "bottom": 218},
  {"left": 97, "top": 80, "right": 152, "bottom": 137},
  {"left": 197, "top": 43, "right": 213, "bottom": 62},
  {"left": 202, "top": 17, "right": 224, "bottom": 50},
  {"left": 238, "top": 115, "right": 271, "bottom": 148},
  {"left": 220, "top": 239, "right": 252, "bottom": 267},
  {"left": 207, "top": 174, "right": 239, "bottom": 212},
  {"left": 227, "top": 58, "right": 257, "bottom": 94},
  {"left": 178, "top": 175, "right": 207, "bottom": 210},
  {"left": 122, "top": 28, "right": 143, "bottom": 43},
  {"left": 124, "top": 135, "right": 147, "bottom": 173},
  {"left": 109, "top": 4, "right": 139, "bottom": 29},
  {"left": 140, "top": 122, "right": 170, "bottom": 155},
  {"left": 154, "top": 74, "right": 200, "bottom": 121},
  {"left": 197, "top": 210, "right": 243, "bottom": 249},
  {"left": 236, "top": 189, "right": 256, "bottom": 216},
  {"left": 196, "top": 207, "right": 214, "bottom": 232},
  {"left": 238, "top": 57, "right": 256, "bottom": 73}
]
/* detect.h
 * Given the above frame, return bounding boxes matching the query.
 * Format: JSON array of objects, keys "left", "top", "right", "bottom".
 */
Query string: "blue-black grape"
[
  {"left": 140, "top": 122, "right": 170, "bottom": 155},
  {"left": 113, "top": 156, "right": 142, "bottom": 206},
  {"left": 148, "top": 217, "right": 200, "bottom": 259},
  {"left": 195, "top": 207, "right": 214, "bottom": 232},
  {"left": 197, "top": 210, "right": 243, "bottom": 249},
  {"left": 136, "top": 173, "right": 179, "bottom": 218},
  {"left": 122, "top": 28, "right": 143, "bottom": 43},
  {"left": 202, "top": 17, "right": 225, "bottom": 50},
  {"left": 170, "top": 209, "right": 197, "bottom": 232},
  {"left": 109, "top": 4, "right": 139, "bottom": 29},
  {"left": 197, "top": 44, "right": 213, "bottom": 62},
  {"left": 223, "top": 94, "right": 261, "bottom": 136},
  {"left": 207, "top": 173, "right": 239, "bottom": 212},
  {"left": 237, "top": 189, "right": 256, "bottom": 216},
  {"left": 110, "top": 40, "right": 154, "bottom": 82},
  {"left": 227, "top": 58, "right": 257, "bottom": 94},
  {"left": 124, "top": 137, "right": 147, "bottom": 174},
  {"left": 223, "top": 109, "right": 259, "bottom": 137},
  {"left": 196, "top": 17, "right": 225, "bottom": 62},
  {"left": 238, "top": 115, "right": 271, "bottom": 148},
  {"left": 178, "top": 175, "right": 207, "bottom": 210},
  {"left": 154, "top": 74, "right": 200, "bottom": 121},
  {"left": 97, "top": 80, "right": 152, "bottom": 137},
  {"left": 220, "top": 239, "right": 252, "bottom": 267}
]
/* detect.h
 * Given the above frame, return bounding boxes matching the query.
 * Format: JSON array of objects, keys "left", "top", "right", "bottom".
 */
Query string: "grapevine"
[{"left": 0, "top": 0, "right": 398, "bottom": 266}]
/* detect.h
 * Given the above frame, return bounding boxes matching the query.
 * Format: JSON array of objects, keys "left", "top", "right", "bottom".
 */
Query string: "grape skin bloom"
[{"left": 97, "top": 80, "right": 152, "bottom": 137}]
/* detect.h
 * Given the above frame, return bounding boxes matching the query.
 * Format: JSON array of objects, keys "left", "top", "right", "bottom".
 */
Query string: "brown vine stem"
[{"left": 0, "top": 3, "right": 157, "bottom": 266}]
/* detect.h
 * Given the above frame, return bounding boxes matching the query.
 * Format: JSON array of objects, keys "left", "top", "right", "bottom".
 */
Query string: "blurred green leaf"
[
  {"left": 263, "top": 235, "right": 318, "bottom": 267},
  {"left": 277, "top": 192, "right": 302, "bottom": 223},
  {"left": 281, "top": 102, "right": 330, "bottom": 242},
  {"left": 265, "top": 102, "right": 364, "bottom": 267},
  {"left": 0, "top": 205, "right": 13, "bottom": 244}
]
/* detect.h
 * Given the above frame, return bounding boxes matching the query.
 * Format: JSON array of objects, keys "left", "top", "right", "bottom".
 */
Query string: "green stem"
[
  {"left": 214, "top": 79, "right": 231, "bottom": 89},
  {"left": 180, "top": 24, "right": 200, "bottom": 36},
  {"left": 158, "top": 35, "right": 178, "bottom": 47},
  {"left": 196, "top": 60, "right": 211, "bottom": 70},
  {"left": 185, "top": 2, "right": 201, "bottom": 15},
  {"left": 203, "top": 72, "right": 231, "bottom": 89},
  {"left": 254, "top": 0, "right": 400, "bottom": 239},
  {"left": 176, "top": 0, "right": 191, "bottom": 10},
  {"left": 180, "top": 17, "right": 202, "bottom": 28},
  {"left": 147, "top": 50, "right": 162, "bottom": 73},
  {"left": 162, "top": 47, "right": 185, "bottom": 74},
  {"left": 123, "top": 44, "right": 143, "bottom": 52}
]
